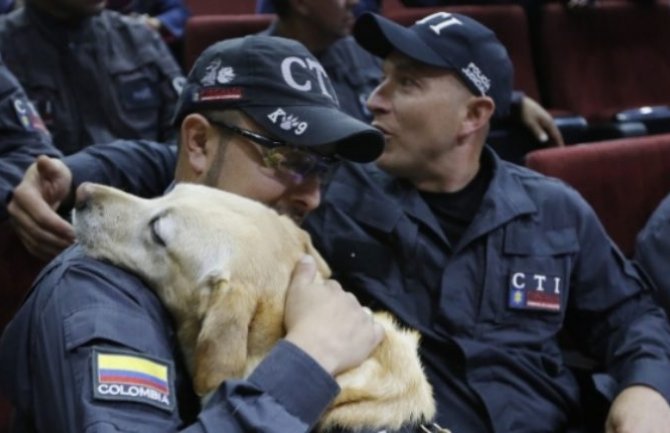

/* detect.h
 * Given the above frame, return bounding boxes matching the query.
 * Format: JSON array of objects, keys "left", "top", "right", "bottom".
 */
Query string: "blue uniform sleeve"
[
  {"left": 635, "top": 194, "right": 670, "bottom": 316},
  {"left": 153, "top": 0, "right": 190, "bottom": 39},
  {"left": 64, "top": 139, "right": 176, "bottom": 199},
  {"left": 0, "top": 56, "right": 61, "bottom": 220},
  {"left": 0, "top": 249, "right": 338, "bottom": 433},
  {"left": 196, "top": 340, "right": 340, "bottom": 433},
  {"left": 565, "top": 190, "right": 670, "bottom": 401}
]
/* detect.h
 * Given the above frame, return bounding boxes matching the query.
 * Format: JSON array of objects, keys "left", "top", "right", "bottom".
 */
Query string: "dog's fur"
[{"left": 74, "top": 183, "right": 436, "bottom": 432}]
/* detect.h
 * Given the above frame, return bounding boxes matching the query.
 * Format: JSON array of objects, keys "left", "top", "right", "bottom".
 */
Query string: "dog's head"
[{"left": 74, "top": 182, "right": 330, "bottom": 391}]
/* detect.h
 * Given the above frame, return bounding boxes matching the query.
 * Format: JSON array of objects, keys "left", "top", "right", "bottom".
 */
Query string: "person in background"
[
  {"left": 106, "top": 0, "right": 190, "bottom": 67},
  {"left": 0, "top": 52, "right": 60, "bottom": 220},
  {"left": 0, "top": 0, "right": 184, "bottom": 155},
  {"left": 107, "top": 0, "right": 189, "bottom": 41}
]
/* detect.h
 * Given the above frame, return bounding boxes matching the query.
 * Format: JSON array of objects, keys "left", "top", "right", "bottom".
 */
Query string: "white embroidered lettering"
[
  {"left": 281, "top": 57, "right": 311, "bottom": 92},
  {"left": 553, "top": 277, "right": 561, "bottom": 294},
  {"left": 461, "top": 63, "right": 490, "bottom": 95},
  {"left": 416, "top": 12, "right": 463, "bottom": 35},
  {"left": 533, "top": 274, "right": 547, "bottom": 292}
]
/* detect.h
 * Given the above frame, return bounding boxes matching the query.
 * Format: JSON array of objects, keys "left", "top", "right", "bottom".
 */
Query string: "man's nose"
[
  {"left": 367, "top": 81, "right": 390, "bottom": 114},
  {"left": 288, "top": 176, "right": 322, "bottom": 216}
]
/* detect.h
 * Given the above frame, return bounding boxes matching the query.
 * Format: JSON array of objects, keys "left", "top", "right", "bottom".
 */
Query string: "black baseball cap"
[
  {"left": 353, "top": 12, "right": 513, "bottom": 117},
  {"left": 173, "top": 35, "right": 384, "bottom": 162}
]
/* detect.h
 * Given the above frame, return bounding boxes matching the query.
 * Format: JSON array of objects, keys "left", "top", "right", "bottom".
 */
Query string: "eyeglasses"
[{"left": 207, "top": 118, "right": 340, "bottom": 184}]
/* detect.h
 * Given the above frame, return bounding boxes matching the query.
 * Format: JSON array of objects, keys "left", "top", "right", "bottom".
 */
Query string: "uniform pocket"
[
  {"left": 112, "top": 67, "right": 161, "bottom": 112},
  {"left": 107, "top": 59, "right": 163, "bottom": 138},
  {"left": 485, "top": 226, "right": 579, "bottom": 328}
]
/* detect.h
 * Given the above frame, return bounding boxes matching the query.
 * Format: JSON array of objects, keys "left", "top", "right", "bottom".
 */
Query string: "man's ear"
[
  {"left": 458, "top": 96, "right": 495, "bottom": 139},
  {"left": 180, "top": 114, "right": 216, "bottom": 176}
]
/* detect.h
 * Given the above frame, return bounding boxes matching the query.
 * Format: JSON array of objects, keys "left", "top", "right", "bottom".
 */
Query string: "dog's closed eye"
[{"left": 149, "top": 214, "right": 168, "bottom": 247}]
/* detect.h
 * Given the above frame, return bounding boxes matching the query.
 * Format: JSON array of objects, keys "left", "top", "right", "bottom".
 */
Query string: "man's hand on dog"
[
  {"left": 284, "top": 255, "right": 385, "bottom": 376},
  {"left": 9, "top": 155, "right": 75, "bottom": 260}
]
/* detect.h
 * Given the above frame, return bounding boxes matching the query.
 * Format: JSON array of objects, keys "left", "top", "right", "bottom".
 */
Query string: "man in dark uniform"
[
  {"left": 0, "top": 0, "right": 184, "bottom": 155},
  {"left": 0, "top": 53, "right": 60, "bottom": 220},
  {"left": 0, "top": 36, "right": 386, "bottom": 432},
  {"left": 304, "top": 12, "right": 670, "bottom": 433}
]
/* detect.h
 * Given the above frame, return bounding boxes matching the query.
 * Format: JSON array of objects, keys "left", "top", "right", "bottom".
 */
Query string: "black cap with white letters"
[
  {"left": 173, "top": 35, "right": 384, "bottom": 163},
  {"left": 354, "top": 12, "right": 513, "bottom": 117}
]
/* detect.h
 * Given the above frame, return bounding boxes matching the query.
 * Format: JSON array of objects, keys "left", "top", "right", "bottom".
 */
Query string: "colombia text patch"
[{"left": 92, "top": 348, "right": 175, "bottom": 412}]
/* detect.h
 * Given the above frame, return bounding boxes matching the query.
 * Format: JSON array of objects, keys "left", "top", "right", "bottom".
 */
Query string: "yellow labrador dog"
[{"left": 73, "top": 182, "right": 436, "bottom": 432}]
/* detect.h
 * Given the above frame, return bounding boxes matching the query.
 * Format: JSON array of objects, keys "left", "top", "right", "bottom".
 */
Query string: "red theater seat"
[
  {"left": 525, "top": 133, "right": 670, "bottom": 257},
  {"left": 184, "top": 14, "right": 274, "bottom": 72},
  {"left": 538, "top": 2, "right": 670, "bottom": 123},
  {"left": 385, "top": 4, "right": 540, "bottom": 102}
]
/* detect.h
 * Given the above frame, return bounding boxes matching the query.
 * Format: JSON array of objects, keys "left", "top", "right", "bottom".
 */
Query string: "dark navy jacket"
[
  {"left": 303, "top": 149, "right": 670, "bottom": 433},
  {"left": 0, "top": 5, "right": 183, "bottom": 154},
  {"left": 636, "top": 193, "right": 670, "bottom": 316},
  {"left": 0, "top": 53, "right": 60, "bottom": 220},
  {"left": 0, "top": 246, "right": 339, "bottom": 432}
]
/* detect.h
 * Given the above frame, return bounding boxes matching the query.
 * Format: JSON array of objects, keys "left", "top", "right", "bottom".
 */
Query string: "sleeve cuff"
[
  {"left": 618, "top": 359, "right": 670, "bottom": 403},
  {"left": 247, "top": 339, "right": 340, "bottom": 426}
]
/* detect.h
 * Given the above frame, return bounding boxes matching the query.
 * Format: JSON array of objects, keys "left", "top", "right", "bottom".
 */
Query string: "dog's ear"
[{"left": 193, "top": 276, "right": 257, "bottom": 396}]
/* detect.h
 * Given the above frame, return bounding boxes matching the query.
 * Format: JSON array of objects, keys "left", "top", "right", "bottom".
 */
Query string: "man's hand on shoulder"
[{"left": 9, "top": 155, "right": 76, "bottom": 260}]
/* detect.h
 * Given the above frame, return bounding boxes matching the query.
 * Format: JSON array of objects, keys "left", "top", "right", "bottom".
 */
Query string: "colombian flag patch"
[{"left": 92, "top": 348, "right": 175, "bottom": 412}]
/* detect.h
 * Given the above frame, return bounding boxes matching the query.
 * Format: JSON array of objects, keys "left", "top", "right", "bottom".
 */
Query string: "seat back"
[
  {"left": 183, "top": 14, "right": 274, "bottom": 72},
  {"left": 525, "top": 134, "right": 670, "bottom": 257},
  {"left": 538, "top": 2, "right": 670, "bottom": 121},
  {"left": 386, "top": 5, "right": 540, "bottom": 101}
]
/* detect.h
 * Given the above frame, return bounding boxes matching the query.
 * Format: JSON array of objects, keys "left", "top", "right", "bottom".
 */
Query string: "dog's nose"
[{"left": 74, "top": 182, "right": 93, "bottom": 211}]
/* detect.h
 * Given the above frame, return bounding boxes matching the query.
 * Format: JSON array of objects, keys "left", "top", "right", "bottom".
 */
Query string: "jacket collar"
[{"left": 330, "top": 148, "right": 538, "bottom": 251}]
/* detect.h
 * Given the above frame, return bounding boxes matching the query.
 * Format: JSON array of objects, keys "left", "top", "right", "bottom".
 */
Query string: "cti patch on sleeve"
[
  {"left": 12, "top": 97, "right": 49, "bottom": 135},
  {"left": 92, "top": 348, "right": 176, "bottom": 412}
]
